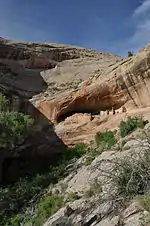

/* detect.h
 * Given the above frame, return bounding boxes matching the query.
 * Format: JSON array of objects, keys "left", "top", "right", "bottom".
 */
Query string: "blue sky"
[{"left": 0, "top": 0, "right": 150, "bottom": 56}]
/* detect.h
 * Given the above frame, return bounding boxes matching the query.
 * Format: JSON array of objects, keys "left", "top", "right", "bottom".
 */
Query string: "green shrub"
[
  {"left": 120, "top": 139, "right": 127, "bottom": 148},
  {"left": 0, "top": 111, "right": 33, "bottom": 148},
  {"left": 5, "top": 215, "right": 20, "bottom": 226},
  {"left": 84, "top": 188, "right": 95, "bottom": 198},
  {"left": 85, "top": 146, "right": 103, "bottom": 166},
  {"left": 139, "top": 215, "right": 150, "bottom": 226},
  {"left": 66, "top": 143, "right": 87, "bottom": 159},
  {"left": 0, "top": 92, "right": 8, "bottom": 111},
  {"left": 138, "top": 194, "right": 150, "bottom": 212},
  {"left": 85, "top": 155, "right": 95, "bottom": 166},
  {"left": 128, "top": 51, "right": 134, "bottom": 57},
  {"left": 67, "top": 192, "right": 79, "bottom": 202},
  {"left": 0, "top": 143, "right": 86, "bottom": 225},
  {"left": 119, "top": 116, "right": 148, "bottom": 138},
  {"left": 0, "top": 92, "right": 34, "bottom": 148},
  {"left": 85, "top": 131, "right": 117, "bottom": 166},
  {"left": 95, "top": 130, "right": 117, "bottom": 148},
  {"left": 114, "top": 155, "right": 150, "bottom": 197},
  {"left": 32, "top": 195, "right": 64, "bottom": 226}
]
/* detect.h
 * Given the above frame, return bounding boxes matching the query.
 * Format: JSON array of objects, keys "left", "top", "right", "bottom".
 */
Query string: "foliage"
[
  {"left": 85, "top": 145, "right": 104, "bottom": 166},
  {"left": 0, "top": 92, "right": 8, "bottom": 111},
  {"left": 95, "top": 130, "right": 117, "bottom": 148},
  {"left": 114, "top": 154, "right": 150, "bottom": 197},
  {"left": 64, "top": 143, "right": 87, "bottom": 160},
  {"left": 0, "top": 94, "right": 87, "bottom": 225},
  {"left": 85, "top": 130, "right": 117, "bottom": 166},
  {"left": 139, "top": 215, "right": 150, "bottom": 226},
  {"left": 138, "top": 194, "right": 150, "bottom": 212},
  {"left": 67, "top": 192, "right": 79, "bottom": 202},
  {"left": 119, "top": 116, "right": 148, "bottom": 138},
  {"left": 0, "top": 143, "right": 86, "bottom": 225},
  {"left": 120, "top": 139, "right": 127, "bottom": 148},
  {"left": 85, "top": 155, "right": 96, "bottom": 166},
  {"left": 84, "top": 188, "right": 95, "bottom": 198},
  {"left": 0, "top": 111, "right": 33, "bottom": 148},
  {"left": 0, "top": 92, "right": 33, "bottom": 148},
  {"left": 32, "top": 195, "right": 64, "bottom": 226},
  {"left": 128, "top": 51, "right": 134, "bottom": 57}
]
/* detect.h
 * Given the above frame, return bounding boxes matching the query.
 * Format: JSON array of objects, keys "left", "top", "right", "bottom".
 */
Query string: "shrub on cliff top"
[{"left": 128, "top": 51, "right": 134, "bottom": 57}]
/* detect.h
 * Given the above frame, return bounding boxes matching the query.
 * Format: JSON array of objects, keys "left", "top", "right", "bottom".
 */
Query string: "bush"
[
  {"left": 85, "top": 145, "right": 104, "bottom": 166},
  {"left": 0, "top": 111, "right": 33, "bottom": 148},
  {"left": 32, "top": 195, "right": 64, "bottom": 226},
  {"left": 0, "top": 93, "right": 88, "bottom": 225},
  {"left": 119, "top": 116, "right": 148, "bottom": 138},
  {"left": 85, "top": 155, "right": 96, "bottom": 166},
  {"left": 114, "top": 155, "right": 150, "bottom": 197},
  {"left": 67, "top": 192, "right": 79, "bottom": 202},
  {"left": 140, "top": 217, "right": 150, "bottom": 226},
  {"left": 0, "top": 92, "right": 34, "bottom": 148},
  {"left": 65, "top": 143, "right": 87, "bottom": 159},
  {"left": 0, "top": 143, "right": 87, "bottom": 225},
  {"left": 138, "top": 194, "right": 150, "bottom": 212},
  {"left": 128, "top": 51, "right": 134, "bottom": 57},
  {"left": 84, "top": 131, "right": 117, "bottom": 166},
  {"left": 0, "top": 92, "right": 8, "bottom": 111},
  {"left": 95, "top": 130, "right": 117, "bottom": 148}
]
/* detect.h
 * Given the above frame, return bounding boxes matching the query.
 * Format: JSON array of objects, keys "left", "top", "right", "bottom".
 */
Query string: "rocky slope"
[{"left": 23, "top": 122, "right": 150, "bottom": 226}]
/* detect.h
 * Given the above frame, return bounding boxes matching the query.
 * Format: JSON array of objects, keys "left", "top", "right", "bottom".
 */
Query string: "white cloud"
[
  {"left": 130, "top": 1, "right": 150, "bottom": 51},
  {"left": 115, "top": 0, "right": 150, "bottom": 56},
  {"left": 133, "top": 0, "right": 150, "bottom": 17}
]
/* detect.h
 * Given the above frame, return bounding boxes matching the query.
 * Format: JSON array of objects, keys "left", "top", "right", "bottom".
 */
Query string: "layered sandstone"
[
  {"left": 0, "top": 38, "right": 121, "bottom": 98},
  {"left": 33, "top": 44, "right": 150, "bottom": 125},
  {"left": 1, "top": 39, "right": 150, "bottom": 146},
  {"left": 0, "top": 38, "right": 122, "bottom": 182}
]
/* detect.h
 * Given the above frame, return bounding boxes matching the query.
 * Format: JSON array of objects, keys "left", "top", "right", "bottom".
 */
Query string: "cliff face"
[
  {"left": 0, "top": 38, "right": 122, "bottom": 183},
  {"left": 0, "top": 38, "right": 121, "bottom": 97},
  {"left": 0, "top": 38, "right": 122, "bottom": 123},
  {"left": 33, "top": 44, "right": 150, "bottom": 124},
  {"left": 1, "top": 39, "right": 150, "bottom": 146}
]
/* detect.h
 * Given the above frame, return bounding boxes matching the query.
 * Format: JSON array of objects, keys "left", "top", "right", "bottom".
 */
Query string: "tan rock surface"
[
  {"left": 1, "top": 39, "right": 150, "bottom": 146},
  {"left": 0, "top": 38, "right": 121, "bottom": 97},
  {"left": 34, "top": 44, "right": 150, "bottom": 125}
]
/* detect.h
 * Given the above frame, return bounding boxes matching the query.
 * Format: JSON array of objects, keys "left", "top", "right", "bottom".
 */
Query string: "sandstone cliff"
[
  {"left": 0, "top": 38, "right": 121, "bottom": 183},
  {"left": 33, "top": 44, "right": 150, "bottom": 125},
  {"left": 0, "top": 38, "right": 121, "bottom": 98},
  {"left": 1, "top": 39, "right": 150, "bottom": 146}
]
